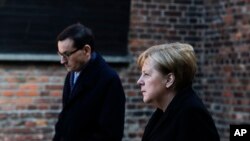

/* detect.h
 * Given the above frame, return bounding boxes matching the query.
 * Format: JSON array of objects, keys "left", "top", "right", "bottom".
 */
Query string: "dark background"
[{"left": 0, "top": 0, "right": 130, "bottom": 56}]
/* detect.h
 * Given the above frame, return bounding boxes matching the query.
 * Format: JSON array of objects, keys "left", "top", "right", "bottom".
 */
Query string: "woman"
[{"left": 137, "top": 42, "right": 220, "bottom": 141}]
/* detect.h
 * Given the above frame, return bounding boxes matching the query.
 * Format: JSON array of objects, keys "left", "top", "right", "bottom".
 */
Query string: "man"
[{"left": 53, "top": 23, "right": 125, "bottom": 141}]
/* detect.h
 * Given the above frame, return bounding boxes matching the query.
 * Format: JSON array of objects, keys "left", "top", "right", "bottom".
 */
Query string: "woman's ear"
[{"left": 165, "top": 73, "right": 175, "bottom": 88}]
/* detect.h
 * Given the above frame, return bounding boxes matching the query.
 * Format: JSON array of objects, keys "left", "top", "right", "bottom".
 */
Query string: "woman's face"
[{"left": 137, "top": 58, "right": 167, "bottom": 104}]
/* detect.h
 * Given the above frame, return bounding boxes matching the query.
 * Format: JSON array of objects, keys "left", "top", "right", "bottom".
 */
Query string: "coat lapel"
[{"left": 143, "top": 108, "right": 173, "bottom": 141}]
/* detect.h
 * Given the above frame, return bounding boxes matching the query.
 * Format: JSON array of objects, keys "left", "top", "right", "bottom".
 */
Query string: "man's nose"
[{"left": 60, "top": 56, "right": 67, "bottom": 64}]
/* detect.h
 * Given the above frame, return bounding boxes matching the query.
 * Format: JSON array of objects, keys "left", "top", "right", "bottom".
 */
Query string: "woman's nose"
[{"left": 137, "top": 76, "right": 143, "bottom": 85}]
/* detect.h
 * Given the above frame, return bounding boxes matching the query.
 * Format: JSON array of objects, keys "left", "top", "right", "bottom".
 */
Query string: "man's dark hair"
[{"left": 57, "top": 23, "right": 95, "bottom": 51}]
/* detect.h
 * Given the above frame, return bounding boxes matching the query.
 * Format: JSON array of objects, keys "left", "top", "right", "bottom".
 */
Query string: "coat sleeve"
[{"left": 87, "top": 73, "right": 126, "bottom": 141}]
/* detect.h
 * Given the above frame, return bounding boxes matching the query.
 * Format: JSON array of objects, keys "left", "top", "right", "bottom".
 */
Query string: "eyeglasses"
[{"left": 57, "top": 49, "right": 79, "bottom": 59}]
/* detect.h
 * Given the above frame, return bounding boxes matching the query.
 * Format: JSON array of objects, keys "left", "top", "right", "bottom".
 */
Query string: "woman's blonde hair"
[{"left": 137, "top": 42, "right": 197, "bottom": 90}]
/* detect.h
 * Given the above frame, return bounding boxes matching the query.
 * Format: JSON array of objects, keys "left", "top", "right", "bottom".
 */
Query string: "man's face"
[{"left": 57, "top": 38, "right": 91, "bottom": 72}]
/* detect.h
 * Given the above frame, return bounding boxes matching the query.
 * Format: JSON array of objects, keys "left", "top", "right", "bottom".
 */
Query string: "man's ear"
[
  {"left": 165, "top": 73, "right": 175, "bottom": 88},
  {"left": 83, "top": 44, "right": 91, "bottom": 55}
]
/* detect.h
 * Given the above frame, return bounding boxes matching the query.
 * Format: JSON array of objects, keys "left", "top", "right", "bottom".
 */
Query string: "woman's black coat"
[
  {"left": 53, "top": 53, "right": 125, "bottom": 141},
  {"left": 142, "top": 86, "right": 220, "bottom": 141}
]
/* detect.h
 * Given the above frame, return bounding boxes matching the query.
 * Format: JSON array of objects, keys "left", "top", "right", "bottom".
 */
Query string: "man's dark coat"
[{"left": 53, "top": 53, "right": 125, "bottom": 141}]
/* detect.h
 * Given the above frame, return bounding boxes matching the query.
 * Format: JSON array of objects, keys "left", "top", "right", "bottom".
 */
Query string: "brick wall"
[
  {"left": 0, "top": 63, "right": 65, "bottom": 141},
  {"left": 203, "top": 1, "right": 250, "bottom": 140},
  {"left": 0, "top": 0, "right": 250, "bottom": 141}
]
